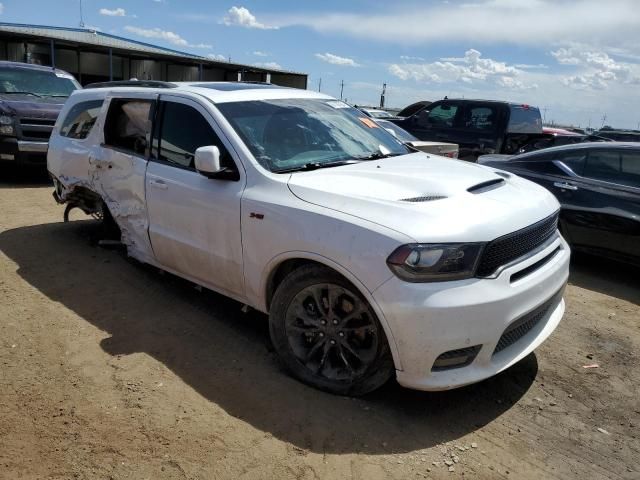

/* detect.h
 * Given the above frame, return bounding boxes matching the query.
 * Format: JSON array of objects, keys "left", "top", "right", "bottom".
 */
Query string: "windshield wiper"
[
  {"left": 352, "top": 151, "right": 402, "bottom": 161},
  {"left": 0, "top": 91, "right": 43, "bottom": 98},
  {"left": 274, "top": 159, "right": 361, "bottom": 173},
  {"left": 45, "top": 94, "right": 69, "bottom": 98}
]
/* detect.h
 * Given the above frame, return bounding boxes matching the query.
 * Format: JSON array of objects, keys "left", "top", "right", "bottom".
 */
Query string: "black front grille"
[
  {"left": 493, "top": 287, "right": 564, "bottom": 355},
  {"left": 18, "top": 118, "right": 55, "bottom": 141},
  {"left": 476, "top": 211, "right": 559, "bottom": 277},
  {"left": 19, "top": 118, "right": 55, "bottom": 126}
]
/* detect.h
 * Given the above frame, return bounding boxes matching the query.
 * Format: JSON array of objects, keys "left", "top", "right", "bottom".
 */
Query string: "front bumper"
[
  {"left": 0, "top": 137, "right": 48, "bottom": 165},
  {"left": 372, "top": 233, "right": 570, "bottom": 391}
]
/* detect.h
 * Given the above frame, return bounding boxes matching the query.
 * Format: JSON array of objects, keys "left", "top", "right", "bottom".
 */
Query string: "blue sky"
[{"left": 2, "top": 0, "right": 640, "bottom": 128}]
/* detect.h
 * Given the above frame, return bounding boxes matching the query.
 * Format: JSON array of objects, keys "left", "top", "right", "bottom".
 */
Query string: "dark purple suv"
[{"left": 0, "top": 61, "right": 80, "bottom": 169}]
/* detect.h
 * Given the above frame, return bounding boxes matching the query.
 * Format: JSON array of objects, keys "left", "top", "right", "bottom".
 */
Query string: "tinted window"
[
  {"left": 584, "top": 150, "right": 621, "bottom": 183},
  {"left": 103, "top": 99, "right": 153, "bottom": 156},
  {"left": 156, "top": 101, "right": 233, "bottom": 171},
  {"left": 425, "top": 104, "right": 458, "bottom": 127},
  {"left": 621, "top": 152, "right": 640, "bottom": 176},
  {"left": 60, "top": 100, "right": 103, "bottom": 139},
  {"left": 507, "top": 105, "right": 542, "bottom": 134},
  {"left": 583, "top": 150, "right": 640, "bottom": 187},
  {"left": 463, "top": 106, "right": 497, "bottom": 131},
  {"left": 513, "top": 157, "right": 564, "bottom": 175},
  {"left": 556, "top": 151, "right": 586, "bottom": 175}
]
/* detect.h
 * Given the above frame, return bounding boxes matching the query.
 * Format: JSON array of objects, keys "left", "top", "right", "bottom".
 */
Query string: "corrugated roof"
[{"left": 0, "top": 22, "right": 306, "bottom": 76}]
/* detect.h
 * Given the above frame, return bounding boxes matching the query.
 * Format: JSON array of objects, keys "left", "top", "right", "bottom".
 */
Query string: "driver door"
[{"left": 145, "top": 95, "right": 246, "bottom": 298}]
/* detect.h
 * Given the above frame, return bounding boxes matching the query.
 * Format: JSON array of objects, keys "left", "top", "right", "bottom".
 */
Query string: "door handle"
[
  {"left": 553, "top": 182, "right": 578, "bottom": 191},
  {"left": 148, "top": 179, "right": 168, "bottom": 190}
]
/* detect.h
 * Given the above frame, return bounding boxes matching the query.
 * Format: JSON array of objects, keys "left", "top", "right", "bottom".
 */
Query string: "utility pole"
[
  {"left": 542, "top": 107, "right": 548, "bottom": 124},
  {"left": 318, "top": 77, "right": 322, "bottom": 92},
  {"left": 340, "top": 80, "right": 344, "bottom": 100},
  {"left": 79, "top": 0, "right": 85, "bottom": 28},
  {"left": 380, "top": 82, "right": 387, "bottom": 108},
  {"left": 601, "top": 114, "right": 607, "bottom": 128}
]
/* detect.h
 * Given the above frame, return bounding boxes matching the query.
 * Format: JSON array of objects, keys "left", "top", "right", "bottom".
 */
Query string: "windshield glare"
[
  {"left": 217, "top": 98, "right": 409, "bottom": 172},
  {"left": 0, "top": 67, "right": 79, "bottom": 97}
]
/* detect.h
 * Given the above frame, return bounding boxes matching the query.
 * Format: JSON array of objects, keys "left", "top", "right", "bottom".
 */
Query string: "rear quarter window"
[{"left": 60, "top": 100, "right": 104, "bottom": 139}]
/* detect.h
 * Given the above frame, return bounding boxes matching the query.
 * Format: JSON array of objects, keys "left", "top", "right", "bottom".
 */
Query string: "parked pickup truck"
[
  {"left": 0, "top": 61, "right": 80, "bottom": 169},
  {"left": 389, "top": 99, "right": 544, "bottom": 161}
]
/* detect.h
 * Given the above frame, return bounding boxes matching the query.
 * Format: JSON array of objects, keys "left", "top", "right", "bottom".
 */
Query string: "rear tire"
[{"left": 269, "top": 265, "right": 394, "bottom": 396}]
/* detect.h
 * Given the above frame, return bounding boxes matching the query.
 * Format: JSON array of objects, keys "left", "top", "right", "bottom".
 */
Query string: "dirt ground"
[{"left": 0, "top": 171, "right": 638, "bottom": 480}]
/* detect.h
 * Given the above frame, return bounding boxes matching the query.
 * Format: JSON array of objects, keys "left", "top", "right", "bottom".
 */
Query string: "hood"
[
  {"left": 0, "top": 94, "right": 65, "bottom": 119},
  {"left": 287, "top": 153, "right": 559, "bottom": 243}
]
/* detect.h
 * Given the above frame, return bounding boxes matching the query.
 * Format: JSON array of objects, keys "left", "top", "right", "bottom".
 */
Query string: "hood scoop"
[
  {"left": 467, "top": 178, "right": 505, "bottom": 194},
  {"left": 400, "top": 195, "right": 447, "bottom": 203}
]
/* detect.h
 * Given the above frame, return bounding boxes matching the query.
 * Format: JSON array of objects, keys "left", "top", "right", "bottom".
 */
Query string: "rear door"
[
  {"left": 145, "top": 94, "right": 246, "bottom": 297},
  {"left": 92, "top": 93, "right": 157, "bottom": 262},
  {"left": 452, "top": 103, "right": 502, "bottom": 160},
  {"left": 565, "top": 148, "right": 640, "bottom": 260},
  {"left": 407, "top": 101, "right": 461, "bottom": 141}
]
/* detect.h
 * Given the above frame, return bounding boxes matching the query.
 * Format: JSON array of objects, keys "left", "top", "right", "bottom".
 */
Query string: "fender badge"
[{"left": 249, "top": 212, "right": 264, "bottom": 220}]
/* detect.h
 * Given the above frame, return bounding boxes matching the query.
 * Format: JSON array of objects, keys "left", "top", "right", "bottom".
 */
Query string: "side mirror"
[{"left": 195, "top": 146, "right": 223, "bottom": 178}]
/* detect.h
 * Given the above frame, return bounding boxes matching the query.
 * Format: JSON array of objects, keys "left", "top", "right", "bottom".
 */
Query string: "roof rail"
[{"left": 84, "top": 80, "right": 178, "bottom": 89}]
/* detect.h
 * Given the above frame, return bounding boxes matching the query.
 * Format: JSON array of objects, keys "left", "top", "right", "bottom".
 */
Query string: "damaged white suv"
[{"left": 48, "top": 81, "right": 570, "bottom": 395}]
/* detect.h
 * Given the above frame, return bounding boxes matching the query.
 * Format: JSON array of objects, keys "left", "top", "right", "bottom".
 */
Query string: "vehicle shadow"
[
  {"left": 0, "top": 165, "right": 51, "bottom": 188},
  {"left": 0, "top": 220, "right": 538, "bottom": 455},
  {"left": 569, "top": 252, "right": 640, "bottom": 306}
]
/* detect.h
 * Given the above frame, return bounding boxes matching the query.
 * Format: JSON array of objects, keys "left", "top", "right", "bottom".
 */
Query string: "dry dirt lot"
[{"left": 0, "top": 172, "right": 638, "bottom": 480}]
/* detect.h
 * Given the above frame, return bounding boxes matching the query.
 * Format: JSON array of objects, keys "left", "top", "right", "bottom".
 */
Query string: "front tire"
[{"left": 269, "top": 265, "right": 394, "bottom": 396}]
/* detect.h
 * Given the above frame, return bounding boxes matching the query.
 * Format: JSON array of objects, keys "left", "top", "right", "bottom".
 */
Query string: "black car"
[
  {"left": 0, "top": 61, "right": 80, "bottom": 170},
  {"left": 478, "top": 143, "right": 640, "bottom": 265},
  {"left": 389, "top": 98, "right": 544, "bottom": 161}
]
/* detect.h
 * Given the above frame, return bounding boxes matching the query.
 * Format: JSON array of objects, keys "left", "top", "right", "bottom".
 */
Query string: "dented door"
[{"left": 90, "top": 93, "right": 157, "bottom": 263}]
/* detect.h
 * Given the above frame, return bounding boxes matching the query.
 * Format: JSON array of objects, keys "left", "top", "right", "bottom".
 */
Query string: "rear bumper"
[
  {"left": 372, "top": 234, "right": 570, "bottom": 391},
  {"left": 0, "top": 137, "right": 48, "bottom": 165}
]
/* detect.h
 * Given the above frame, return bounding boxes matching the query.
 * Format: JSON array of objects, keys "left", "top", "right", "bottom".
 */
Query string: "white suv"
[{"left": 47, "top": 81, "right": 570, "bottom": 395}]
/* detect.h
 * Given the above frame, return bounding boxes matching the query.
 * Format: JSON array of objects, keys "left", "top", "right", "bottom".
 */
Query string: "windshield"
[
  {"left": 216, "top": 98, "right": 409, "bottom": 172},
  {"left": 0, "top": 67, "right": 80, "bottom": 97}
]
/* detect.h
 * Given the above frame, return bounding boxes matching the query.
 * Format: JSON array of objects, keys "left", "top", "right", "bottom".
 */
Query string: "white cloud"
[
  {"left": 315, "top": 52, "right": 360, "bottom": 67},
  {"left": 223, "top": 6, "right": 277, "bottom": 30},
  {"left": 389, "top": 49, "right": 534, "bottom": 89},
  {"left": 124, "top": 26, "right": 211, "bottom": 49},
  {"left": 277, "top": 0, "right": 640, "bottom": 49},
  {"left": 99, "top": 7, "right": 126, "bottom": 17},
  {"left": 551, "top": 46, "right": 639, "bottom": 90},
  {"left": 0, "top": 3, "right": 4, "bottom": 14},
  {"left": 253, "top": 51, "right": 269, "bottom": 57},
  {"left": 206, "top": 53, "right": 227, "bottom": 61},
  {"left": 254, "top": 61, "right": 283, "bottom": 70}
]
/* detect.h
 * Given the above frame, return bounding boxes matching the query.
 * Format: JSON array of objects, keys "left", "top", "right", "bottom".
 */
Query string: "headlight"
[
  {"left": 386, "top": 243, "right": 484, "bottom": 282},
  {"left": 0, "top": 125, "right": 14, "bottom": 135},
  {"left": 0, "top": 115, "right": 13, "bottom": 125}
]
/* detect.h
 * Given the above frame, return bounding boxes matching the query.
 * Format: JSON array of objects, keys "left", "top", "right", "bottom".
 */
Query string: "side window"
[
  {"left": 464, "top": 106, "right": 497, "bottom": 131},
  {"left": 556, "top": 151, "right": 586, "bottom": 175},
  {"left": 60, "top": 100, "right": 103, "bottom": 139},
  {"left": 103, "top": 99, "right": 153, "bottom": 156},
  {"left": 584, "top": 150, "right": 622, "bottom": 184},
  {"left": 619, "top": 152, "right": 640, "bottom": 188},
  {"left": 513, "top": 155, "right": 565, "bottom": 175},
  {"left": 418, "top": 104, "right": 458, "bottom": 128},
  {"left": 155, "top": 101, "right": 234, "bottom": 171}
]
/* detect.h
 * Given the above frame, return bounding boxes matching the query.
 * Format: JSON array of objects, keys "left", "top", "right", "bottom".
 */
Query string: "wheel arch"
[{"left": 262, "top": 252, "right": 403, "bottom": 371}]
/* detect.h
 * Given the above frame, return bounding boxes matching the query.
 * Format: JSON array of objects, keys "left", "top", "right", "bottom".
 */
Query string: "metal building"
[{"left": 0, "top": 22, "right": 308, "bottom": 88}]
